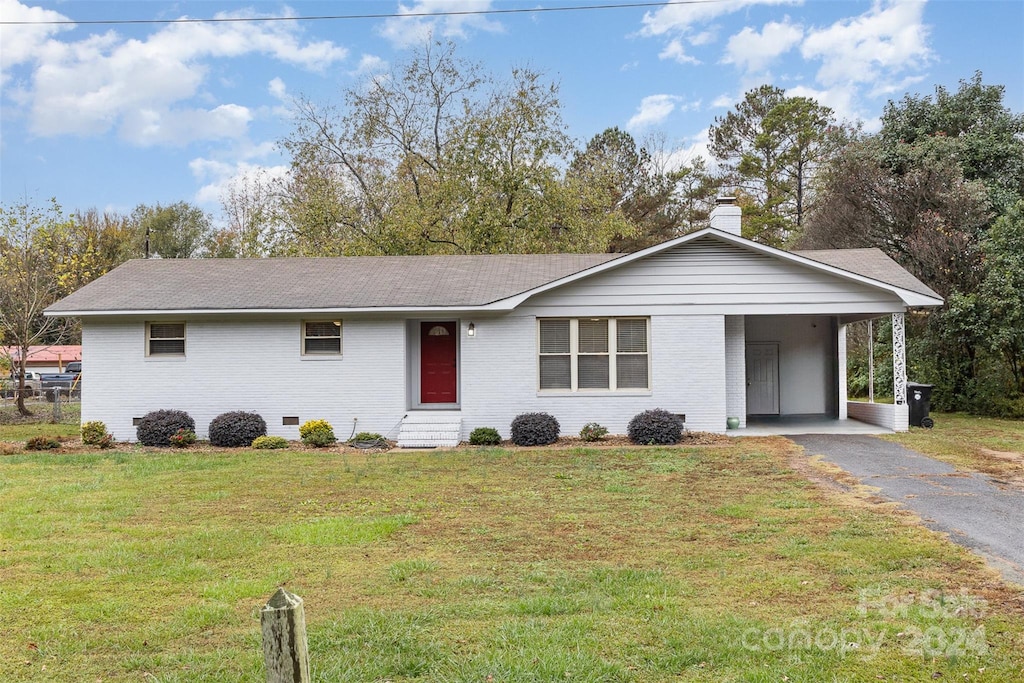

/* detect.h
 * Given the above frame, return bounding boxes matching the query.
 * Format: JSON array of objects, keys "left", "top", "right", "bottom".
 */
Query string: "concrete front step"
[{"left": 397, "top": 412, "right": 462, "bottom": 448}]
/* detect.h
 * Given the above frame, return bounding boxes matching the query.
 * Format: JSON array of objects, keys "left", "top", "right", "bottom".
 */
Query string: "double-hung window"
[
  {"left": 302, "top": 320, "right": 342, "bottom": 355},
  {"left": 538, "top": 318, "right": 649, "bottom": 391},
  {"left": 146, "top": 322, "right": 186, "bottom": 356}
]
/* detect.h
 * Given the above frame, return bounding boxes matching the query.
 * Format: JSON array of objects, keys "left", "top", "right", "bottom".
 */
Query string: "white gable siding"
[
  {"left": 82, "top": 316, "right": 407, "bottom": 441},
  {"left": 525, "top": 237, "right": 905, "bottom": 316},
  {"left": 460, "top": 314, "right": 726, "bottom": 436}
]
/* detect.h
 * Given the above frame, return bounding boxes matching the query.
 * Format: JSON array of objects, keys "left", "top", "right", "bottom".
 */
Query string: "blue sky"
[{"left": 2, "top": 0, "right": 1022, "bottom": 221}]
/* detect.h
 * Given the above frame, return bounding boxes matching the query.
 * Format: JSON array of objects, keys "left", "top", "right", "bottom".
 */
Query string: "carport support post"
[
  {"left": 867, "top": 319, "right": 874, "bottom": 403},
  {"left": 260, "top": 588, "right": 310, "bottom": 683},
  {"left": 892, "top": 312, "right": 909, "bottom": 431},
  {"left": 838, "top": 323, "right": 848, "bottom": 420}
]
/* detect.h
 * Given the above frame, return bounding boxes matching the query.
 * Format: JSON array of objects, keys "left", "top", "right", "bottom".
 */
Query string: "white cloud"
[
  {"left": 268, "top": 78, "right": 288, "bottom": 101},
  {"left": 659, "top": 39, "right": 700, "bottom": 65},
  {"left": 653, "top": 128, "right": 717, "bottom": 174},
  {"left": 190, "top": 144, "right": 288, "bottom": 207},
  {"left": 640, "top": 0, "right": 802, "bottom": 37},
  {"left": 8, "top": 4, "right": 348, "bottom": 144},
  {"left": 627, "top": 94, "right": 686, "bottom": 130},
  {"left": 0, "top": 0, "right": 72, "bottom": 80},
  {"left": 801, "top": 0, "right": 933, "bottom": 87},
  {"left": 351, "top": 54, "right": 388, "bottom": 76},
  {"left": 689, "top": 30, "right": 717, "bottom": 47},
  {"left": 723, "top": 19, "right": 803, "bottom": 73},
  {"left": 379, "top": 0, "right": 503, "bottom": 49},
  {"left": 120, "top": 104, "right": 252, "bottom": 147},
  {"left": 712, "top": 93, "right": 736, "bottom": 108}
]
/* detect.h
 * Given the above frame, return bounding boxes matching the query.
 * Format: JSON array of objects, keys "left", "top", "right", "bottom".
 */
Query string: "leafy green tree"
[
  {"left": 709, "top": 85, "right": 841, "bottom": 246},
  {"left": 670, "top": 155, "right": 722, "bottom": 234},
  {"left": 0, "top": 200, "right": 80, "bottom": 415},
  {"left": 880, "top": 72, "right": 1024, "bottom": 213},
  {"left": 567, "top": 127, "right": 679, "bottom": 252},
  {"left": 801, "top": 135, "right": 990, "bottom": 297},
  {"left": 978, "top": 201, "right": 1024, "bottom": 395},
  {"left": 281, "top": 40, "right": 627, "bottom": 256},
  {"left": 131, "top": 202, "right": 212, "bottom": 259}
]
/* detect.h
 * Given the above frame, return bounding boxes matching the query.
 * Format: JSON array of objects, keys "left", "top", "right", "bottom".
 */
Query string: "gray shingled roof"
[
  {"left": 45, "top": 254, "right": 622, "bottom": 313},
  {"left": 46, "top": 239, "right": 941, "bottom": 315},
  {"left": 794, "top": 248, "right": 941, "bottom": 298}
]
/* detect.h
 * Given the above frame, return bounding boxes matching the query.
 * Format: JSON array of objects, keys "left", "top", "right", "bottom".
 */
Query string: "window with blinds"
[
  {"left": 302, "top": 320, "right": 342, "bottom": 355},
  {"left": 146, "top": 322, "right": 186, "bottom": 356},
  {"left": 539, "top": 319, "right": 571, "bottom": 389},
  {"left": 538, "top": 318, "right": 649, "bottom": 391}
]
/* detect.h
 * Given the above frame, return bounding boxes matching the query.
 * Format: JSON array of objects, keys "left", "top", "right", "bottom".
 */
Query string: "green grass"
[
  {"left": 885, "top": 412, "right": 1024, "bottom": 480},
  {"left": 0, "top": 400, "right": 81, "bottom": 441},
  {"left": 1, "top": 441, "right": 1022, "bottom": 681}
]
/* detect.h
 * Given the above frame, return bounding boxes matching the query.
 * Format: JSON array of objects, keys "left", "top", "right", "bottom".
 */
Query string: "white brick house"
[{"left": 45, "top": 202, "right": 943, "bottom": 445}]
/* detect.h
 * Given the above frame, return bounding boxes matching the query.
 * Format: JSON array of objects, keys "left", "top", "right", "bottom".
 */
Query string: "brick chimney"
[{"left": 709, "top": 196, "right": 742, "bottom": 236}]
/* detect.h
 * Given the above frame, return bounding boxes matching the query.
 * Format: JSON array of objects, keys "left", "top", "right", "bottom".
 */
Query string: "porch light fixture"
[{"left": 467, "top": 322, "right": 476, "bottom": 337}]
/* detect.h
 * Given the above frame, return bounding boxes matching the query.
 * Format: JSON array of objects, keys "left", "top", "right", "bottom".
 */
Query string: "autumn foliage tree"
[
  {"left": 0, "top": 200, "right": 82, "bottom": 415},
  {"left": 279, "top": 40, "right": 631, "bottom": 256}
]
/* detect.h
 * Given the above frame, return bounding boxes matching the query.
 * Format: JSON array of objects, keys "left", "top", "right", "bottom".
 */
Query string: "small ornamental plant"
[
  {"left": 510, "top": 412, "right": 560, "bottom": 447},
  {"left": 208, "top": 411, "right": 267, "bottom": 447},
  {"left": 96, "top": 433, "right": 115, "bottom": 449},
  {"left": 351, "top": 432, "right": 385, "bottom": 442},
  {"left": 469, "top": 427, "right": 502, "bottom": 446},
  {"left": 168, "top": 428, "right": 197, "bottom": 448},
  {"left": 137, "top": 409, "right": 195, "bottom": 447},
  {"left": 81, "top": 421, "right": 109, "bottom": 445},
  {"left": 252, "top": 435, "right": 289, "bottom": 450},
  {"left": 26, "top": 435, "right": 61, "bottom": 451},
  {"left": 627, "top": 409, "right": 683, "bottom": 445},
  {"left": 299, "top": 419, "right": 336, "bottom": 448},
  {"left": 579, "top": 422, "right": 609, "bottom": 442}
]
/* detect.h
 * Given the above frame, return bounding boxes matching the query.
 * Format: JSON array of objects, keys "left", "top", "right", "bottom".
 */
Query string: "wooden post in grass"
[{"left": 260, "top": 587, "right": 310, "bottom": 683}]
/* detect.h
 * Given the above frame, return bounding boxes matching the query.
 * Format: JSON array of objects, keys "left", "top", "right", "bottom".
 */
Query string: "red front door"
[{"left": 420, "top": 321, "right": 457, "bottom": 403}]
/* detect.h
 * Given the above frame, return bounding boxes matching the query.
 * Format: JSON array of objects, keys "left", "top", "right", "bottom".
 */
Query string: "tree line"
[{"left": 3, "top": 41, "right": 1022, "bottom": 417}]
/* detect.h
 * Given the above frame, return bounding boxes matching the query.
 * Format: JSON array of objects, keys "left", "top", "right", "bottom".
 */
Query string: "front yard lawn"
[
  {"left": 886, "top": 412, "right": 1024, "bottom": 484},
  {"left": 2, "top": 439, "right": 1022, "bottom": 681}
]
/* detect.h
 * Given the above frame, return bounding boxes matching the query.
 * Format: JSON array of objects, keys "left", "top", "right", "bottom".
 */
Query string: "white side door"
[{"left": 746, "top": 342, "right": 780, "bottom": 415}]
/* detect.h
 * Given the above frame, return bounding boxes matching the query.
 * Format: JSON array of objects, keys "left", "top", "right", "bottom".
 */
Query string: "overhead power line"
[{"left": 0, "top": 0, "right": 722, "bottom": 26}]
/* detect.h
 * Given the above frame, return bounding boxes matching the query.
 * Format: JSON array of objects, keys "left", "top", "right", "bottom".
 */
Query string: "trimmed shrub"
[
  {"left": 628, "top": 409, "right": 683, "bottom": 445},
  {"left": 208, "top": 411, "right": 267, "bottom": 447},
  {"left": 168, "top": 428, "right": 196, "bottom": 448},
  {"left": 81, "top": 421, "right": 109, "bottom": 445},
  {"left": 252, "top": 435, "right": 289, "bottom": 450},
  {"left": 579, "top": 422, "right": 608, "bottom": 442},
  {"left": 26, "top": 435, "right": 61, "bottom": 451},
  {"left": 351, "top": 432, "right": 384, "bottom": 442},
  {"left": 300, "top": 419, "right": 336, "bottom": 447},
  {"left": 469, "top": 427, "right": 501, "bottom": 446},
  {"left": 137, "top": 409, "right": 195, "bottom": 447},
  {"left": 510, "top": 412, "right": 560, "bottom": 447}
]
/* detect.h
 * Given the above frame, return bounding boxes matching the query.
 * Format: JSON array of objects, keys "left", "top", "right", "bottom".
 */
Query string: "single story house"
[
  {"left": 2, "top": 345, "right": 82, "bottom": 375},
  {"left": 44, "top": 201, "right": 943, "bottom": 445}
]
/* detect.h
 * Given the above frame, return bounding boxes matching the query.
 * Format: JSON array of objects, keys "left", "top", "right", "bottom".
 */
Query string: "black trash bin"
[{"left": 907, "top": 382, "right": 935, "bottom": 428}]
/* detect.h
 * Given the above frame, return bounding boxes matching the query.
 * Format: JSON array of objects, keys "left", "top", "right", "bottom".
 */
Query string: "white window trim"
[
  {"left": 537, "top": 317, "right": 650, "bottom": 393},
  {"left": 301, "top": 319, "right": 343, "bottom": 358},
  {"left": 145, "top": 321, "right": 186, "bottom": 358}
]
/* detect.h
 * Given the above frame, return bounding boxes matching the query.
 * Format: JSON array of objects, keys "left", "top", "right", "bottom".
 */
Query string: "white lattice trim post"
[
  {"left": 838, "top": 323, "right": 848, "bottom": 420},
  {"left": 892, "top": 312, "right": 907, "bottom": 405}
]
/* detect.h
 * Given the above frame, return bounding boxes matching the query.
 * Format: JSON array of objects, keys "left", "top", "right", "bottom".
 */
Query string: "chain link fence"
[{"left": 0, "top": 384, "right": 81, "bottom": 425}]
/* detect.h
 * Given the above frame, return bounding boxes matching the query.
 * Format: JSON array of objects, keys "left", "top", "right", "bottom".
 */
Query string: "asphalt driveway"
[{"left": 791, "top": 434, "right": 1024, "bottom": 585}]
